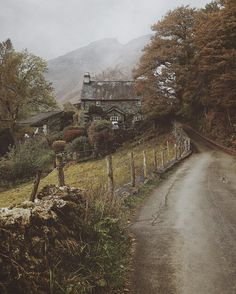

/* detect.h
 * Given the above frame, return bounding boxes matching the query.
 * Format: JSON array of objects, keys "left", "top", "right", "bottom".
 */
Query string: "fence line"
[{"left": 31, "top": 134, "right": 192, "bottom": 198}]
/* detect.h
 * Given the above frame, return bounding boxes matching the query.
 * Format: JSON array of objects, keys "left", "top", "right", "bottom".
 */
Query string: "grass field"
[{"left": 0, "top": 132, "right": 175, "bottom": 207}]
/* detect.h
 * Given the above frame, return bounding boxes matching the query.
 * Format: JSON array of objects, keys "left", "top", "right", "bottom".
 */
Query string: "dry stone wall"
[{"left": 0, "top": 185, "right": 86, "bottom": 294}]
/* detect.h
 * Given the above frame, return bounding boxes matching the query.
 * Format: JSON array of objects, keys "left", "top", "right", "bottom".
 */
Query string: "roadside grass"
[
  {"left": 0, "top": 133, "right": 174, "bottom": 207},
  {"left": 0, "top": 131, "right": 178, "bottom": 293}
]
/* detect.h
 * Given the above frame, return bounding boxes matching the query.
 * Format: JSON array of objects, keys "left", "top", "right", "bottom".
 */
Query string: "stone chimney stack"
[{"left": 84, "top": 72, "right": 91, "bottom": 84}]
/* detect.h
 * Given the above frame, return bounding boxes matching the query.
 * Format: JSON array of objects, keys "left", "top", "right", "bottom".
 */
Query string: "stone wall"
[
  {"left": 82, "top": 99, "right": 141, "bottom": 115},
  {"left": 0, "top": 185, "right": 85, "bottom": 294}
]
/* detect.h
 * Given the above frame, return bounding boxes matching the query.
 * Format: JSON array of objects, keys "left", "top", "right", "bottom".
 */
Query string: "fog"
[{"left": 0, "top": 0, "right": 210, "bottom": 60}]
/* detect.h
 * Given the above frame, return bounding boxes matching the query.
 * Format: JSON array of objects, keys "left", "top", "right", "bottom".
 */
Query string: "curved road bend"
[{"left": 131, "top": 138, "right": 236, "bottom": 294}]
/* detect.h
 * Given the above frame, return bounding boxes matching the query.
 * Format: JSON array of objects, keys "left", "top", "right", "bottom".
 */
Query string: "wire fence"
[{"left": 30, "top": 132, "right": 191, "bottom": 201}]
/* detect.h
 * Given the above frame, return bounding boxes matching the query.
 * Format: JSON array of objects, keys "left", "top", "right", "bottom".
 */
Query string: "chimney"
[{"left": 84, "top": 72, "right": 91, "bottom": 84}]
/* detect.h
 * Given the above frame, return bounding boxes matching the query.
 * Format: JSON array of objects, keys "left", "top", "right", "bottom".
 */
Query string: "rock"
[{"left": 0, "top": 184, "right": 85, "bottom": 293}]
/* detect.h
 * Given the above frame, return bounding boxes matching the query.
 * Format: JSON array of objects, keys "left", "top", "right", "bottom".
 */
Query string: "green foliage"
[
  {"left": 0, "top": 138, "right": 53, "bottom": 183},
  {"left": 68, "top": 136, "right": 91, "bottom": 153},
  {"left": 0, "top": 39, "right": 57, "bottom": 132},
  {"left": 54, "top": 207, "right": 130, "bottom": 293},
  {"left": 46, "top": 131, "right": 64, "bottom": 145}
]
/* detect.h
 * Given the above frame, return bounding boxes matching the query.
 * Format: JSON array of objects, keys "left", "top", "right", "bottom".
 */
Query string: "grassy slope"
[{"left": 0, "top": 132, "right": 174, "bottom": 207}]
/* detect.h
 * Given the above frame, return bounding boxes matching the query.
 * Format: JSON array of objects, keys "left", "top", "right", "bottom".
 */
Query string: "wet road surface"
[{"left": 131, "top": 142, "right": 236, "bottom": 294}]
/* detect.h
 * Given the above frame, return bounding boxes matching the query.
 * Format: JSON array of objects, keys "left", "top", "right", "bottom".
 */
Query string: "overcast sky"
[{"left": 0, "top": 0, "right": 210, "bottom": 60}]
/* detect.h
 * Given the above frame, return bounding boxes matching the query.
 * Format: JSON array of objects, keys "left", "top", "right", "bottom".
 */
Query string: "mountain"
[{"left": 46, "top": 35, "right": 151, "bottom": 104}]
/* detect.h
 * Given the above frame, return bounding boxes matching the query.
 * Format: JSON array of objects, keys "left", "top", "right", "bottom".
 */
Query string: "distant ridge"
[{"left": 46, "top": 35, "right": 151, "bottom": 104}]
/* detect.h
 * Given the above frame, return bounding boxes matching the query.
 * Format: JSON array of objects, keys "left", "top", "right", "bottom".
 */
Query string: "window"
[
  {"left": 110, "top": 115, "right": 119, "bottom": 122},
  {"left": 134, "top": 114, "right": 142, "bottom": 122},
  {"left": 96, "top": 101, "right": 101, "bottom": 106},
  {"left": 94, "top": 116, "right": 101, "bottom": 121}
]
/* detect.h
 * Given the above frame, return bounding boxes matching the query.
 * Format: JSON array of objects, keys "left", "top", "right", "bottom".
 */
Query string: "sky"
[{"left": 0, "top": 0, "right": 210, "bottom": 60}]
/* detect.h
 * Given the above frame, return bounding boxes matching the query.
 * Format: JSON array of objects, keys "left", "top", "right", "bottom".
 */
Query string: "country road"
[{"left": 131, "top": 138, "right": 236, "bottom": 294}]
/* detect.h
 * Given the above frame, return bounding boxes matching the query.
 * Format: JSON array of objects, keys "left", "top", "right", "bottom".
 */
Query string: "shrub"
[
  {"left": 46, "top": 131, "right": 64, "bottom": 145},
  {"left": 63, "top": 126, "right": 86, "bottom": 134},
  {"left": 88, "top": 120, "right": 115, "bottom": 153},
  {"left": 63, "top": 129, "right": 86, "bottom": 142},
  {"left": 52, "top": 140, "right": 66, "bottom": 153},
  {"left": 0, "top": 138, "right": 54, "bottom": 183},
  {"left": 70, "top": 136, "right": 91, "bottom": 153}
]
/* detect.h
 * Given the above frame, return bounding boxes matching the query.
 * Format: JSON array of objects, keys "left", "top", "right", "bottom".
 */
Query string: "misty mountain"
[{"left": 46, "top": 35, "right": 151, "bottom": 104}]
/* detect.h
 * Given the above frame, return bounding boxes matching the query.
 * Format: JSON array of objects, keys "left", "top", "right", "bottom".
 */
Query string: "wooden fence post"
[
  {"left": 179, "top": 144, "right": 182, "bottom": 158},
  {"left": 106, "top": 155, "right": 114, "bottom": 196},
  {"left": 167, "top": 141, "right": 170, "bottom": 159},
  {"left": 143, "top": 150, "right": 147, "bottom": 178},
  {"left": 130, "top": 152, "right": 136, "bottom": 187},
  {"left": 56, "top": 154, "right": 65, "bottom": 186},
  {"left": 30, "top": 171, "right": 41, "bottom": 201},
  {"left": 187, "top": 138, "right": 191, "bottom": 151},
  {"left": 184, "top": 140, "right": 188, "bottom": 153},
  {"left": 161, "top": 148, "right": 165, "bottom": 168},
  {"left": 153, "top": 148, "right": 158, "bottom": 171},
  {"left": 174, "top": 144, "right": 177, "bottom": 160}
]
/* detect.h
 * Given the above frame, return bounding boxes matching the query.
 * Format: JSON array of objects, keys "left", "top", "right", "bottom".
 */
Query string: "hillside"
[
  {"left": 46, "top": 35, "right": 151, "bottom": 104},
  {"left": 0, "top": 131, "right": 173, "bottom": 208}
]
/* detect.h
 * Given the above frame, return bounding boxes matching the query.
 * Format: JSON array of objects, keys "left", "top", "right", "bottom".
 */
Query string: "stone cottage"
[{"left": 80, "top": 73, "right": 142, "bottom": 128}]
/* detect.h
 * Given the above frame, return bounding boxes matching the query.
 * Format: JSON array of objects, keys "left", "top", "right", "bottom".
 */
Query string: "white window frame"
[
  {"left": 110, "top": 115, "right": 119, "bottom": 122},
  {"left": 94, "top": 116, "right": 101, "bottom": 121},
  {"left": 134, "top": 114, "right": 142, "bottom": 122}
]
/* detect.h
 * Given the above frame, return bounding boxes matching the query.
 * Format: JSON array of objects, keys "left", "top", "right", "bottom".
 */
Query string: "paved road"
[{"left": 131, "top": 140, "right": 236, "bottom": 294}]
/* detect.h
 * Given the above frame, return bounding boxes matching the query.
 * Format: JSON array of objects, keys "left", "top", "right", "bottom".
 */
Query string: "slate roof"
[
  {"left": 17, "top": 111, "right": 63, "bottom": 126},
  {"left": 81, "top": 80, "right": 140, "bottom": 101}
]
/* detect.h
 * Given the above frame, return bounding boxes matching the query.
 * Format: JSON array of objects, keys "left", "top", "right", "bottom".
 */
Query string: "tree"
[
  {"left": 0, "top": 39, "right": 57, "bottom": 136},
  {"left": 134, "top": 6, "right": 197, "bottom": 122},
  {"left": 191, "top": 0, "right": 236, "bottom": 130}
]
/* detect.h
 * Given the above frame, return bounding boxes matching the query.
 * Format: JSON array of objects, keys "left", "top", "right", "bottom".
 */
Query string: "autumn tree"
[
  {"left": 191, "top": 0, "right": 236, "bottom": 131},
  {"left": 134, "top": 6, "right": 197, "bottom": 122},
  {"left": 0, "top": 39, "right": 57, "bottom": 136}
]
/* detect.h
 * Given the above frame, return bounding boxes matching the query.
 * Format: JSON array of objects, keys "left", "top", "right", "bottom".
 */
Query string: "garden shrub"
[
  {"left": 64, "top": 129, "right": 86, "bottom": 142},
  {"left": 88, "top": 120, "right": 115, "bottom": 154},
  {"left": 52, "top": 140, "right": 66, "bottom": 153},
  {"left": 46, "top": 131, "right": 64, "bottom": 145},
  {"left": 0, "top": 138, "right": 53, "bottom": 183},
  {"left": 69, "top": 136, "right": 91, "bottom": 153}
]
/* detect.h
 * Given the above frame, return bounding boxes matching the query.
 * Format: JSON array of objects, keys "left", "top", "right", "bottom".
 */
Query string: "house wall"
[
  {"left": 82, "top": 100, "right": 141, "bottom": 115},
  {"left": 107, "top": 110, "right": 125, "bottom": 122}
]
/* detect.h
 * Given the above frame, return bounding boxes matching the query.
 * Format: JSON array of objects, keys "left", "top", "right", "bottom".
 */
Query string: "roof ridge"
[{"left": 91, "top": 80, "right": 134, "bottom": 83}]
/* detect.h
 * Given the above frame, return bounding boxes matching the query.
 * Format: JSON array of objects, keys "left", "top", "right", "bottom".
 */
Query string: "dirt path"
[{"left": 131, "top": 142, "right": 236, "bottom": 293}]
